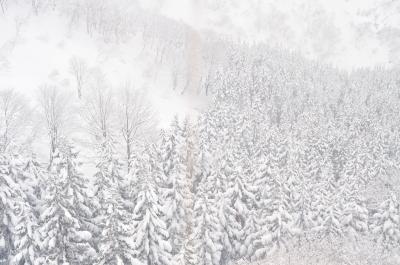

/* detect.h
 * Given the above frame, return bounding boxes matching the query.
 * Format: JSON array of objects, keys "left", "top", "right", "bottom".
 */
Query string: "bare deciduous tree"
[
  {"left": 31, "top": 0, "right": 41, "bottom": 15},
  {"left": 49, "top": 0, "right": 57, "bottom": 10},
  {"left": 81, "top": 72, "right": 115, "bottom": 143},
  {"left": 37, "top": 85, "right": 69, "bottom": 165},
  {"left": 0, "top": 89, "right": 31, "bottom": 152},
  {"left": 117, "top": 83, "right": 156, "bottom": 172},
  {"left": 69, "top": 56, "right": 88, "bottom": 99},
  {"left": 0, "top": 0, "right": 7, "bottom": 14},
  {"left": 84, "top": 0, "right": 106, "bottom": 36}
]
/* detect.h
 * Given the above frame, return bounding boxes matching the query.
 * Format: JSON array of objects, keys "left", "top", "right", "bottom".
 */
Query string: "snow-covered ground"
[
  {"left": 137, "top": 0, "right": 398, "bottom": 70},
  {"left": 0, "top": 2, "right": 206, "bottom": 130},
  {"left": 1, "top": 0, "right": 398, "bottom": 133},
  {"left": 0, "top": 1, "right": 209, "bottom": 164}
]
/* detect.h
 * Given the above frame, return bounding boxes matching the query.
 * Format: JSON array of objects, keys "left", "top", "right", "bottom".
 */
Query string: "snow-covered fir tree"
[
  {"left": 162, "top": 118, "right": 192, "bottom": 255},
  {"left": 253, "top": 175, "right": 298, "bottom": 259},
  {"left": 0, "top": 153, "right": 39, "bottom": 265},
  {"left": 92, "top": 137, "right": 125, "bottom": 250},
  {"left": 342, "top": 195, "right": 369, "bottom": 241},
  {"left": 130, "top": 151, "right": 172, "bottom": 265},
  {"left": 8, "top": 155, "right": 40, "bottom": 265},
  {"left": 192, "top": 181, "right": 223, "bottom": 265},
  {"left": 97, "top": 186, "right": 136, "bottom": 264},
  {"left": 370, "top": 193, "right": 400, "bottom": 250},
  {"left": 37, "top": 146, "right": 95, "bottom": 264},
  {"left": 219, "top": 162, "right": 257, "bottom": 262}
]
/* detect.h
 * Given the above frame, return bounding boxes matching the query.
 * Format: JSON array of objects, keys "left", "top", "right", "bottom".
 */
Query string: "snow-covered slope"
[
  {"left": 1, "top": 0, "right": 399, "bottom": 162},
  {"left": 0, "top": 1, "right": 210, "bottom": 166},
  {"left": 1, "top": 0, "right": 399, "bottom": 130},
  {"left": 137, "top": 0, "right": 397, "bottom": 70},
  {"left": 0, "top": 3, "right": 206, "bottom": 130}
]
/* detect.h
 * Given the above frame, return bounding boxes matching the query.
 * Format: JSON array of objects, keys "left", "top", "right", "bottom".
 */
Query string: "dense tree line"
[{"left": 1, "top": 97, "right": 399, "bottom": 264}]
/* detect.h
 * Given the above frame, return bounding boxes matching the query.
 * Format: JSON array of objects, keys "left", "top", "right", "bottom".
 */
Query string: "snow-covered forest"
[{"left": 1, "top": 0, "right": 400, "bottom": 264}]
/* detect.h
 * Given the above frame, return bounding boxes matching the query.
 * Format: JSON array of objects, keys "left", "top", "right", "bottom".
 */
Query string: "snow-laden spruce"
[
  {"left": 130, "top": 152, "right": 172, "bottom": 265},
  {"left": 37, "top": 147, "right": 96, "bottom": 264},
  {"left": 0, "top": 154, "right": 39, "bottom": 265}
]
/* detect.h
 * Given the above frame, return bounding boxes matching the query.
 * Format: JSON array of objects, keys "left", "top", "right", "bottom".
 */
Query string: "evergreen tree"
[
  {"left": 37, "top": 147, "right": 95, "bottom": 264},
  {"left": 316, "top": 198, "right": 344, "bottom": 240},
  {"left": 193, "top": 182, "right": 223, "bottom": 265},
  {"left": 97, "top": 187, "right": 136, "bottom": 265},
  {"left": 342, "top": 196, "right": 369, "bottom": 241},
  {"left": 92, "top": 137, "right": 124, "bottom": 250},
  {"left": 253, "top": 176, "right": 297, "bottom": 260},
  {"left": 130, "top": 152, "right": 172, "bottom": 265},
  {"left": 0, "top": 153, "right": 39, "bottom": 265},
  {"left": 220, "top": 164, "right": 256, "bottom": 262},
  {"left": 92, "top": 135, "right": 137, "bottom": 264},
  {"left": 9, "top": 156, "right": 40, "bottom": 265},
  {"left": 370, "top": 193, "right": 400, "bottom": 250},
  {"left": 164, "top": 118, "right": 191, "bottom": 255},
  {"left": 242, "top": 209, "right": 260, "bottom": 260}
]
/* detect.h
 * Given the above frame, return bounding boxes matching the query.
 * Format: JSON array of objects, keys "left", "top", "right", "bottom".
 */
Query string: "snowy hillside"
[
  {"left": 0, "top": 0, "right": 209, "bottom": 164},
  {"left": 140, "top": 0, "right": 400, "bottom": 70},
  {"left": 0, "top": 1, "right": 400, "bottom": 265},
  {"left": 0, "top": 1, "right": 207, "bottom": 129}
]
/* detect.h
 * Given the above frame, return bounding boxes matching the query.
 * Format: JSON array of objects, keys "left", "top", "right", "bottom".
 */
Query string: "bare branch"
[
  {"left": 0, "top": 89, "right": 31, "bottom": 152},
  {"left": 117, "top": 82, "right": 156, "bottom": 172},
  {"left": 69, "top": 56, "right": 88, "bottom": 99},
  {"left": 80, "top": 71, "right": 115, "bottom": 145},
  {"left": 0, "top": 0, "right": 7, "bottom": 14},
  {"left": 37, "top": 85, "right": 70, "bottom": 165}
]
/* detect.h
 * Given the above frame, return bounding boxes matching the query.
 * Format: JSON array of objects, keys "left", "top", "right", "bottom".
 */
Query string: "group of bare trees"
[
  {"left": 118, "top": 83, "right": 155, "bottom": 172},
  {"left": 0, "top": 89, "right": 32, "bottom": 153},
  {"left": 69, "top": 56, "right": 88, "bottom": 99},
  {"left": 0, "top": 77, "right": 155, "bottom": 173},
  {"left": 37, "top": 85, "right": 70, "bottom": 165}
]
